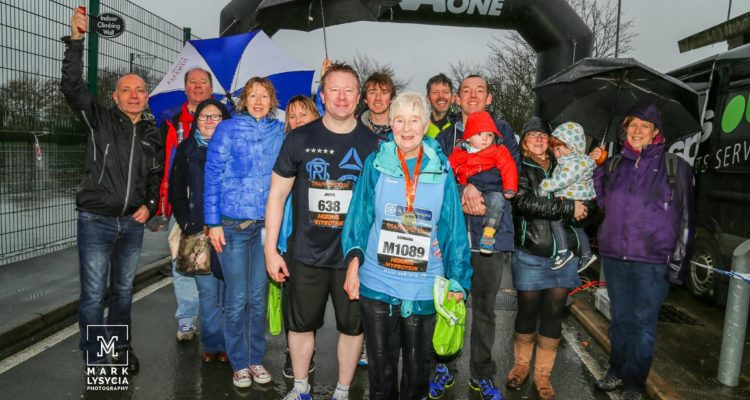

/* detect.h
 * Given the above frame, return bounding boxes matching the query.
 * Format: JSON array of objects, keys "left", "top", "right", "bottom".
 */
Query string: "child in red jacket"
[{"left": 448, "top": 111, "right": 518, "bottom": 254}]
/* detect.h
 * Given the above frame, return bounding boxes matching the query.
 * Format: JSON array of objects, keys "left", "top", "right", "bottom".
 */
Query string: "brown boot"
[
  {"left": 533, "top": 335, "right": 560, "bottom": 400},
  {"left": 506, "top": 332, "right": 536, "bottom": 389}
]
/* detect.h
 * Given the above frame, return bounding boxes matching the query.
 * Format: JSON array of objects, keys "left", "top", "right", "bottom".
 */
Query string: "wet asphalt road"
[{"left": 0, "top": 278, "right": 615, "bottom": 400}]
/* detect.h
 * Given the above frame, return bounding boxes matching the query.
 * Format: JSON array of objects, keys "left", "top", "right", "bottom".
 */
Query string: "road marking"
[
  {"left": 0, "top": 277, "right": 172, "bottom": 375},
  {"left": 561, "top": 320, "right": 619, "bottom": 400}
]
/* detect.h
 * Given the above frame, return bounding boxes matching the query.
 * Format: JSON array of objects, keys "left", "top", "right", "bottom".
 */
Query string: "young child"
[
  {"left": 540, "top": 121, "right": 597, "bottom": 270},
  {"left": 448, "top": 111, "right": 518, "bottom": 254}
]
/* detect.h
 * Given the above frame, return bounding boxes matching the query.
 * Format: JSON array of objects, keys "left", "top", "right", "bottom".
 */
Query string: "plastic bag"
[
  {"left": 432, "top": 276, "right": 466, "bottom": 356},
  {"left": 267, "top": 280, "right": 282, "bottom": 336}
]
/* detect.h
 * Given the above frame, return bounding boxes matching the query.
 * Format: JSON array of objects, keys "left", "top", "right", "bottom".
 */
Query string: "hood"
[{"left": 551, "top": 121, "right": 587, "bottom": 154}]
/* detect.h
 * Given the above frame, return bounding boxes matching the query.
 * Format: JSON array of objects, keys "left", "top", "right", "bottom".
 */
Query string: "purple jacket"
[{"left": 593, "top": 143, "right": 694, "bottom": 284}]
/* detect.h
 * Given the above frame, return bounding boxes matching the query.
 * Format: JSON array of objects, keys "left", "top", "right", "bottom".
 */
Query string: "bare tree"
[
  {"left": 449, "top": 0, "right": 636, "bottom": 131},
  {"left": 347, "top": 52, "right": 411, "bottom": 94}
]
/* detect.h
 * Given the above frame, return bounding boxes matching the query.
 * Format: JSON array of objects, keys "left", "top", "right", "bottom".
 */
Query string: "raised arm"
[{"left": 60, "top": 8, "right": 96, "bottom": 123}]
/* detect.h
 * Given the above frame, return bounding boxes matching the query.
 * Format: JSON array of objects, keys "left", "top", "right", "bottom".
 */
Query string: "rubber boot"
[
  {"left": 533, "top": 335, "right": 560, "bottom": 400},
  {"left": 506, "top": 332, "right": 536, "bottom": 389}
]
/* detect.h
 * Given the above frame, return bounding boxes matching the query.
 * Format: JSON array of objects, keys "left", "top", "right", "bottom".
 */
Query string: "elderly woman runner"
[
  {"left": 342, "top": 92, "right": 472, "bottom": 400},
  {"left": 590, "top": 104, "right": 693, "bottom": 400}
]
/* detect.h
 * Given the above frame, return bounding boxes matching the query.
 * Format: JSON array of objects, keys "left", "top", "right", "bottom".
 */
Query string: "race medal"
[
  {"left": 401, "top": 211, "right": 417, "bottom": 226},
  {"left": 397, "top": 146, "right": 424, "bottom": 228}
]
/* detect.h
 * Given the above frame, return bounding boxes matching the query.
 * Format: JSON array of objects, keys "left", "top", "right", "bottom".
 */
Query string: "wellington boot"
[
  {"left": 506, "top": 332, "right": 536, "bottom": 389},
  {"left": 533, "top": 335, "right": 560, "bottom": 400}
]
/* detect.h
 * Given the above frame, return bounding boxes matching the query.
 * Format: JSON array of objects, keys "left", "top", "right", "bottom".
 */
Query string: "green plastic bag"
[
  {"left": 267, "top": 280, "right": 282, "bottom": 336},
  {"left": 432, "top": 276, "right": 466, "bottom": 356}
]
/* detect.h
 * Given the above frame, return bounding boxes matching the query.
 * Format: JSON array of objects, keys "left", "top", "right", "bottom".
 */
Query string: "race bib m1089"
[{"left": 377, "top": 220, "right": 431, "bottom": 272}]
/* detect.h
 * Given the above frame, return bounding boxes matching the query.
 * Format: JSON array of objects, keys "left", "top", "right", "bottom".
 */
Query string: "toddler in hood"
[{"left": 540, "top": 122, "right": 597, "bottom": 270}]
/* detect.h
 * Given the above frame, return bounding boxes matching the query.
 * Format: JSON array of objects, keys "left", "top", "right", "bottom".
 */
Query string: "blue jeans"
[
  {"left": 77, "top": 211, "right": 144, "bottom": 363},
  {"left": 169, "top": 218, "right": 199, "bottom": 327},
  {"left": 217, "top": 220, "right": 267, "bottom": 370},
  {"left": 194, "top": 273, "right": 226, "bottom": 353},
  {"left": 602, "top": 258, "right": 670, "bottom": 392}
]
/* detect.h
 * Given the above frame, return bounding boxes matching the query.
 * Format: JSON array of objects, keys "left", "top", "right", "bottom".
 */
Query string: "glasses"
[
  {"left": 197, "top": 114, "right": 222, "bottom": 121},
  {"left": 527, "top": 132, "right": 549, "bottom": 140}
]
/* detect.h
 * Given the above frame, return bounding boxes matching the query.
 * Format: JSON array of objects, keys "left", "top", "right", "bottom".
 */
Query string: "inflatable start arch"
[{"left": 219, "top": 0, "right": 593, "bottom": 103}]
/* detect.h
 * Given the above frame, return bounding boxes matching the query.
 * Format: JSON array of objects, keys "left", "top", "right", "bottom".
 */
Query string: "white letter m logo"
[{"left": 96, "top": 335, "right": 118, "bottom": 358}]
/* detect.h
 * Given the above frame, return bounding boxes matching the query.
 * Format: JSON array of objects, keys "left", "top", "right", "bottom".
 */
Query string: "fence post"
[
  {"left": 717, "top": 239, "right": 750, "bottom": 386},
  {"left": 86, "top": 0, "right": 101, "bottom": 96},
  {"left": 183, "top": 27, "right": 191, "bottom": 44}
]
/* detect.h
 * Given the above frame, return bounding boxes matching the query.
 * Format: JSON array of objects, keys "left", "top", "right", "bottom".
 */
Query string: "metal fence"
[{"left": 0, "top": 0, "right": 196, "bottom": 265}]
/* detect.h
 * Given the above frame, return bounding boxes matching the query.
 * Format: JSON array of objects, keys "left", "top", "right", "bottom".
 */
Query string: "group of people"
[{"left": 64, "top": 7, "right": 694, "bottom": 400}]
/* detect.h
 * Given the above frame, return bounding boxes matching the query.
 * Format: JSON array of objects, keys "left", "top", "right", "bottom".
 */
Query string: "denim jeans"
[
  {"left": 77, "top": 211, "right": 144, "bottom": 363},
  {"left": 360, "top": 296, "right": 435, "bottom": 400},
  {"left": 194, "top": 273, "right": 225, "bottom": 353},
  {"left": 169, "top": 218, "right": 199, "bottom": 327},
  {"left": 602, "top": 258, "right": 670, "bottom": 392},
  {"left": 217, "top": 220, "right": 267, "bottom": 370},
  {"left": 458, "top": 185, "right": 505, "bottom": 232}
]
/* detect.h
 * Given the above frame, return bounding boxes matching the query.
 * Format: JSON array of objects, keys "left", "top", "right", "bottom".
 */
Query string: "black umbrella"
[
  {"left": 534, "top": 58, "right": 701, "bottom": 145},
  {"left": 255, "top": 0, "right": 398, "bottom": 57}
]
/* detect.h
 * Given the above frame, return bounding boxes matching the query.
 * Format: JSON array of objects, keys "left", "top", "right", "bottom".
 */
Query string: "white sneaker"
[
  {"left": 233, "top": 368, "right": 252, "bottom": 388},
  {"left": 249, "top": 364, "right": 272, "bottom": 384}
]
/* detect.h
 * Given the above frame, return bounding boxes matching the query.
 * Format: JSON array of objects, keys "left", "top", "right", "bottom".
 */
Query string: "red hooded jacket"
[
  {"left": 448, "top": 144, "right": 518, "bottom": 194},
  {"left": 157, "top": 102, "right": 194, "bottom": 218}
]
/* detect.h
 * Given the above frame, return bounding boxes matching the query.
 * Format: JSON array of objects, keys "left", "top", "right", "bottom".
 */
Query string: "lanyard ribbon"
[{"left": 397, "top": 146, "right": 424, "bottom": 221}]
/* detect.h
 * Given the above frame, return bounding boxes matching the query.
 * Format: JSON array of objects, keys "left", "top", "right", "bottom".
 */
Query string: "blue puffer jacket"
[{"left": 204, "top": 113, "right": 284, "bottom": 225}]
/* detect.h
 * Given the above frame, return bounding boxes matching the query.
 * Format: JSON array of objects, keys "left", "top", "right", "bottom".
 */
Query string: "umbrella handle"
[{"left": 594, "top": 146, "right": 608, "bottom": 166}]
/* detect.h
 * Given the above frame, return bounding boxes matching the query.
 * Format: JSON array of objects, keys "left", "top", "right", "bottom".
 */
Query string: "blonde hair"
[
  {"left": 389, "top": 92, "right": 430, "bottom": 132},
  {"left": 237, "top": 77, "right": 278, "bottom": 117},
  {"left": 284, "top": 95, "right": 320, "bottom": 133}
]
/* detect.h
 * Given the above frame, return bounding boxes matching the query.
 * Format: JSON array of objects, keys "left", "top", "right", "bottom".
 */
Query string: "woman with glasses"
[
  {"left": 169, "top": 99, "right": 232, "bottom": 364},
  {"left": 204, "top": 77, "right": 285, "bottom": 388},
  {"left": 505, "top": 117, "right": 593, "bottom": 400}
]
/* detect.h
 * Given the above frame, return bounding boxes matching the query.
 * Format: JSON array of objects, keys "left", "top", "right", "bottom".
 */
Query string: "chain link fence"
[{"left": 0, "top": 0, "right": 197, "bottom": 265}]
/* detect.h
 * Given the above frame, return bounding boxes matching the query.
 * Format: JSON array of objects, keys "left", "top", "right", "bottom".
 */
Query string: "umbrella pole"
[
  {"left": 320, "top": 0, "right": 329, "bottom": 59},
  {"left": 599, "top": 71, "right": 629, "bottom": 147}
]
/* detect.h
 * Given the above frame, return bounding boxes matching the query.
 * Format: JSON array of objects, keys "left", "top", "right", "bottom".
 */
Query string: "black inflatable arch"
[{"left": 220, "top": 0, "right": 593, "bottom": 106}]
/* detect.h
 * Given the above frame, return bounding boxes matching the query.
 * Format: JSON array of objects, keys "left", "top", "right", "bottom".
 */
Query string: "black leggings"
[{"left": 514, "top": 288, "right": 568, "bottom": 339}]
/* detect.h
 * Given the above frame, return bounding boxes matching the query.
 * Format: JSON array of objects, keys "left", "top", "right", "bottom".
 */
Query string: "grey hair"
[{"left": 389, "top": 92, "right": 431, "bottom": 131}]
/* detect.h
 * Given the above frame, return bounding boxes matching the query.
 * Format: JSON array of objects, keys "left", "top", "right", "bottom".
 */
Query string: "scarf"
[
  {"left": 529, "top": 153, "right": 551, "bottom": 171},
  {"left": 194, "top": 130, "right": 209, "bottom": 147}
]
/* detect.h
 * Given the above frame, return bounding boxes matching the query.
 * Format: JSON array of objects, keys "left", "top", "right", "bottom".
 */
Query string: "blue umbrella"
[{"left": 149, "top": 30, "right": 314, "bottom": 122}]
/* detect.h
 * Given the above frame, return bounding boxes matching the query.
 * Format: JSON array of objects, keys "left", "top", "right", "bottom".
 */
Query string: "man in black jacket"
[{"left": 61, "top": 8, "right": 162, "bottom": 374}]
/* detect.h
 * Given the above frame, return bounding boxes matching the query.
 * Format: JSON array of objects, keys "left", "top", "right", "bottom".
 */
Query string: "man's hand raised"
[{"left": 70, "top": 7, "right": 87, "bottom": 41}]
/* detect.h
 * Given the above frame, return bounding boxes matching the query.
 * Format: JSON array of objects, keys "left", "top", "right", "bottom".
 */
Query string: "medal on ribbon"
[{"left": 397, "top": 146, "right": 424, "bottom": 227}]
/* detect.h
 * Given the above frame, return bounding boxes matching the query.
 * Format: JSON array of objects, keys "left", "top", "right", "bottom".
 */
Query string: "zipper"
[
  {"left": 121, "top": 125, "right": 136, "bottom": 216},
  {"left": 97, "top": 144, "right": 110, "bottom": 184},
  {"left": 80, "top": 110, "right": 97, "bottom": 161}
]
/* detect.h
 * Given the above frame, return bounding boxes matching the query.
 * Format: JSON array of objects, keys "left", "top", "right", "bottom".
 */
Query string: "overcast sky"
[{"left": 130, "top": 0, "right": 750, "bottom": 93}]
